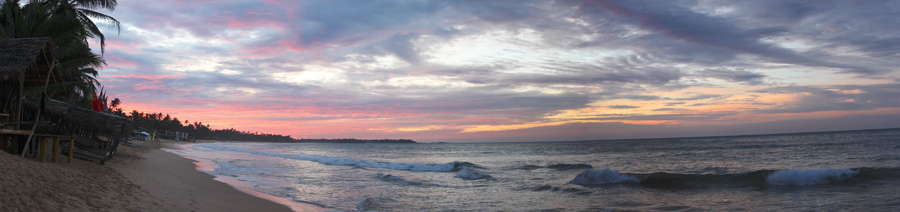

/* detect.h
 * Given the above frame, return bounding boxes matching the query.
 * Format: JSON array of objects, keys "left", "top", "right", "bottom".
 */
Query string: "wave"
[
  {"left": 518, "top": 165, "right": 544, "bottom": 170},
  {"left": 526, "top": 185, "right": 592, "bottom": 195},
  {"left": 766, "top": 168, "right": 857, "bottom": 185},
  {"left": 547, "top": 163, "right": 594, "bottom": 170},
  {"left": 356, "top": 197, "right": 396, "bottom": 211},
  {"left": 567, "top": 168, "right": 640, "bottom": 185},
  {"left": 357, "top": 197, "right": 375, "bottom": 211},
  {"left": 516, "top": 163, "right": 594, "bottom": 171},
  {"left": 455, "top": 168, "right": 492, "bottom": 180},
  {"left": 375, "top": 173, "right": 424, "bottom": 186},
  {"left": 198, "top": 144, "right": 476, "bottom": 172},
  {"left": 565, "top": 167, "right": 900, "bottom": 188}
]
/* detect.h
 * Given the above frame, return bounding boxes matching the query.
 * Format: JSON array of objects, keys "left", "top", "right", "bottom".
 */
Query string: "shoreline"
[
  {"left": 0, "top": 139, "right": 325, "bottom": 212},
  {"left": 111, "top": 139, "right": 326, "bottom": 212}
]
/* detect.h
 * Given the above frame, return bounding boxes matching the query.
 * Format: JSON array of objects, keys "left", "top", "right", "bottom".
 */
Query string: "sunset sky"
[{"left": 96, "top": 0, "right": 900, "bottom": 142}]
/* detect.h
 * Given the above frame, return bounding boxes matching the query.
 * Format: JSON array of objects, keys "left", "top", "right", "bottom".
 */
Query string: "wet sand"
[{"left": 0, "top": 139, "right": 325, "bottom": 212}]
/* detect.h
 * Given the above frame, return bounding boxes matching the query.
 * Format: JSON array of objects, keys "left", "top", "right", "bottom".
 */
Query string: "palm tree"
[
  {"left": 45, "top": 0, "right": 119, "bottom": 53},
  {"left": 45, "top": 0, "right": 119, "bottom": 107},
  {"left": 0, "top": 0, "right": 117, "bottom": 107},
  {"left": 1, "top": 0, "right": 53, "bottom": 38}
]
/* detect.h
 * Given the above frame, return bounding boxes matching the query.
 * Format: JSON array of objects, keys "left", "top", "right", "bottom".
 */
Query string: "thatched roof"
[
  {"left": 23, "top": 97, "right": 132, "bottom": 138},
  {"left": 0, "top": 37, "right": 60, "bottom": 84}
]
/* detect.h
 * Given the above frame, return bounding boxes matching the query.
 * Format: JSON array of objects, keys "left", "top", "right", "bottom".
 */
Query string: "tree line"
[{"left": 118, "top": 109, "right": 295, "bottom": 142}]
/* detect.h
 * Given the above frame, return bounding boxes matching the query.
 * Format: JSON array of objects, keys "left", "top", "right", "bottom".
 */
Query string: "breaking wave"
[
  {"left": 766, "top": 168, "right": 858, "bottom": 185},
  {"left": 568, "top": 168, "right": 640, "bottom": 185},
  {"left": 198, "top": 144, "right": 476, "bottom": 172},
  {"left": 565, "top": 168, "right": 898, "bottom": 188},
  {"left": 455, "top": 168, "right": 492, "bottom": 180}
]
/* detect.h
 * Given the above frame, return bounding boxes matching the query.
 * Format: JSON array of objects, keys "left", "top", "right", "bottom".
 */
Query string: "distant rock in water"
[{"left": 296, "top": 138, "right": 417, "bottom": 143}]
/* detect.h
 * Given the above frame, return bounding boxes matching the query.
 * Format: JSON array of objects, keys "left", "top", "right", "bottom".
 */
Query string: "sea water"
[{"left": 168, "top": 128, "right": 900, "bottom": 211}]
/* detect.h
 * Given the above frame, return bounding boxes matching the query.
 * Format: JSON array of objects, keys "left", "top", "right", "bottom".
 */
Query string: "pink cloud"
[
  {"left": 105, "top": 40, "right": 145, "bottom": 54},
  {"left": 133, "top": 84, "right": 165, "bottom": 91},
  {"left": 106, "top": 74, "right": 183, "bottom": 83},
  {"left": 104, "top": 54, "right": 140, "bottom": 68}
]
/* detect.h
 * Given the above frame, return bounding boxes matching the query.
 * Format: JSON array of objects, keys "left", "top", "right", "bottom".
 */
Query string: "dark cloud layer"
[
  {"left": 695, "top": 69, "right": 766, "bottom": 85},
  {"left": 95, "top": 0, "right": 900, "bottom": 141}
]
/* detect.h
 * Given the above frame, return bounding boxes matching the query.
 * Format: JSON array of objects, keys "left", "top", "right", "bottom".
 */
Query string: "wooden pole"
[
  {"left": 38, "top": 137, "right": 45, "bottom": 163},
  {"left": 21, "top": 47, "right": 57, "bottom": 158},
  {"left": 68, "top": 138, "right": 74, "bottom": 163},
  {"left": 15, "top": 73, "right": 23, "bottom": 130},
  {"left": 52, "top": 137, "right": 59, "bottom": 163},
  {"left": 11, "top": 137, "right": 18, "bottom": 154}
]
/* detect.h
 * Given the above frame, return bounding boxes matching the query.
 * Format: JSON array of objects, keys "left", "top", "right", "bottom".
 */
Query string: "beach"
[{"left": 0, "top": 140, "right": 324, "bottom": 212}]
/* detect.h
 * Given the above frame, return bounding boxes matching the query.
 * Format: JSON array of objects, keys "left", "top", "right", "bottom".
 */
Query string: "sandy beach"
[{"left": 0, "top": 140, "right": 324, "bottom": 212}]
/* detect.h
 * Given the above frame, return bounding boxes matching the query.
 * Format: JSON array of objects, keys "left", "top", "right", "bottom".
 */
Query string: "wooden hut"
[
  {"left": 2, "top": 38, "right": 129, "bottom": 164},
  {"left": 22, "top": 97, "right": 132, "bottom": 164},
  {"left": 1, "top": 38, "right": 63, "bottom": 155}
]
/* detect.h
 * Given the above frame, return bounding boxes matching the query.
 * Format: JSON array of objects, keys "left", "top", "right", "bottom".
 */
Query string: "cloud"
[
  {"left": 579, "top": 111, "right": 738, "bottom": 121},
  {"left": 382, "top": 33, "right": 423, "bottom": 65},
  {"left": 613, "top": 95, "right": 662, "bottom": 101},
  {"left": 753, "top": 84, "right": 900, "bottom": 113},
  {"left": 652, "top": 108, "right": 692, "bottom": 112},
  {"left": 92, "top": 0, "right": 900, "bottom": 141},
  {"left": 285, "top": 1, "right": 448, "bottom": 50},
  {"left": 608, "top": 105, "right": 639, "bottom": 109},
  {"left": 672, "top": 94, "right": 728, "bottom": 101},
  {"left": 581, "top": 0, "right": 894, "bottom": 75},
  {"left": 695, "top": 68, "right": 766, "bottom": 85}
]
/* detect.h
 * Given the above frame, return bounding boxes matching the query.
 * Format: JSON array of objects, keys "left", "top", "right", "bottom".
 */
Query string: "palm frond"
[
  {"left": 74, "top": 9, "right": 109, "bottom": 53},
  {"left": 72, "top": 0, "right": 116, "bottom": 11},
  {"left": 76, "top": 7, "right": 118, "bottom": 34}
]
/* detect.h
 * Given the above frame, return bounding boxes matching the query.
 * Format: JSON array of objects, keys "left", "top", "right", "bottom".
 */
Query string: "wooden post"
[
  {"left": 52, "top": 137, "right": 59, "bottom": 163},
  {"left": 11, "top": 136, "right": 18, "bottom": 154},
  {"left": 68, "top": 138, "right": 74, "bottom": 163},
  {"left": 15, "top": 74, "right": 23, "bottom": 130},
  {"left": 38, "top": 137, "right": 45, "bottom": 163}
]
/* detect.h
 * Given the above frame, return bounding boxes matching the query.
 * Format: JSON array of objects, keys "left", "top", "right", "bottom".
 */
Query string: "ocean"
[{"left": 168, "top": 128, "right": 900, "bottom": 211}]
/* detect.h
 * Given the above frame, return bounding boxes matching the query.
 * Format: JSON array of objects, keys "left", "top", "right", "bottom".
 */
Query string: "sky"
[{"left": 94, "top": 0, "right": 900, "bottom": 142}]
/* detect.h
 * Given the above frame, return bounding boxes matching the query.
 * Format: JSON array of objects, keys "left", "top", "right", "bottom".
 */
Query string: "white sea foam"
[
  {"left": 197, "top": 143, "right": 468, "bottom": 172},
  {"left": 567, "top": 168, "right": 640, "bottom": 185},
  {"left": 766, "top": 168, "right": 858, "bottom": 185},
  {"left": 455, "top": 168, "right": 491, "bottom": 180}
]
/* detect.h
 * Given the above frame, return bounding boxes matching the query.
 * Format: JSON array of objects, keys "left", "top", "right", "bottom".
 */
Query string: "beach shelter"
[
  {"left": 1, "top": 38, "right": 63, "bottom": 129},
  {"left": 139, "top": 131, "right": 151, "bottom": 141},
  {"left": 1, "top": 38, "right": 64, "bottom": 155},
  {"left": 20, "top": 97, "right": 133, "bottom": 164}
]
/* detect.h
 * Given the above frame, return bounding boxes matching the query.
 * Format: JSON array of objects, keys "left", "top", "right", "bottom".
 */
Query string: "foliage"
[
  {"left": 0, "top": 0, "right": 117, "bottom": 108},
  {"left": 125, "top": 109, "right": 295, "bottom": 142}
]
